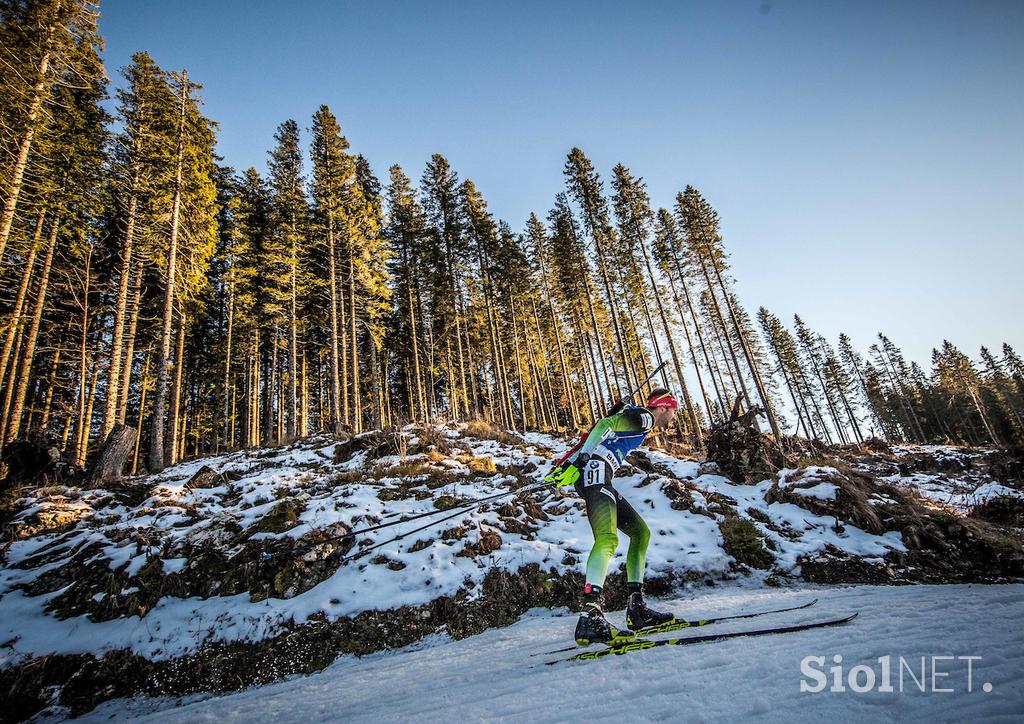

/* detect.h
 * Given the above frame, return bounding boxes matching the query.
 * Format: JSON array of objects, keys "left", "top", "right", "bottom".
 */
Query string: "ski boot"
[
  {"left": 625, "top": 584, "right": 674, "bottom": 630},
  {"left": 575, "top": 589, "right": 634, "bottom": 645}
]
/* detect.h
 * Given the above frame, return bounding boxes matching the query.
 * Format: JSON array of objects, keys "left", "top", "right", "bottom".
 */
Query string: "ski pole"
[
  {"left": 265, "top": 480, "right": 551, "bottom": 561},
  {"left": 326, "top": 481, "right": 551, "bottom": 565}
]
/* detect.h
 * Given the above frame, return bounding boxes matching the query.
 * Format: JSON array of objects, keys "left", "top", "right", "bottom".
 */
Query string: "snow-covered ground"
[
  {"left": 73, "top": 582, "right": 1024, "bottom": 723},
  {"left": 0, "top": 429, "right": 917, "bottom": 665}
]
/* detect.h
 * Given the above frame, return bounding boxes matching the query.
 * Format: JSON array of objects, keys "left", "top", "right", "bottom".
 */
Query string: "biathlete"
[{"left": 546, "top": 388, "right": 680, "bottom": 644}]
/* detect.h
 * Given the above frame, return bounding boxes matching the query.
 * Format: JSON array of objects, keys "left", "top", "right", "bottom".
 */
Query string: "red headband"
[{"left": 647, "top": 391, "right": 679, "bottom": 410}]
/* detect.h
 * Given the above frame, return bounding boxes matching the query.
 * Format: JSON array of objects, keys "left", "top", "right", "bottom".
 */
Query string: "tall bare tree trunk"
[
  {"left": 543, "top": 290, "right": 578, "bottom": 428},
  {"left": 348, "top": 252, "right": 360, "bottom": 433},
  {"left": 131, "top": 351, "right": 151, "bottom": 474},
  {"left": 75, "top": 362, "right": 99, "bottom": 467},
  {"left": 465, "top": 323, "right": 479, "bottom": 418},
  {"left": 326, "top": 215, "right": 342, "bottom": 433},
  {"left": 478, "top": 254, "right": 506, "bottom": 426},
  {"left": 525, "top": 298, "right": 555, "bottom": 429},
  {"left": 878, "top": 346, "right": 926, "bottom": 441},
  {"left": 666, "top": 250, "right": 722, "bottom": 416},
  {"left": 276, "top": 351, "right": 284, "bottom": 442},
  {"left": 406, "top": 269, "right": 425, "bottom": 421},
  {"left": 526, "top": 299, "right": 555, "bottom": 426},
  {"left": 966, "top": 384, "right": 1000, "bottom": 445},
  {"left": 117, "top": 259, "right": 144, "bottom": 423},
  {"left": 571, "top": 313, "right": 602, "bottom": 422},
  {"left": 229, "top": 376, "right": 237, "bottom": 448},
  {"left": 663, "top": 268, "right": 714, "bottom": 419},
  {"left": 693, "top": 260, "right": 753, "bottom": 413},
  {"left": 73, "top": 245, "right": 93, "bottom": 464},
  {"left": 4, "top": 213, "right": 60, "bottom": 444},
  {"left": 300, "top": 344, "right": 309, "bottom": 436},
  {"left": 590, "top": 235, "right": 629, "bottom": 399},
  {"left": 264, "top": 327, "right": 278, "bottom": 445},
  {"left": 222, "top": 248, "right": 235, "bottom": 450},
  {"left": 39, "top": 345, "right": 61, "bottom": 430},
  {"left": 796, "top": 360, "right": 833, "bottom": 444},
  {"left": 582, "top": 280, "right": 612, "bottom": 409},
  {"left": 314, "top": 352, "right": 323, "bottom": 428},
  {"left": 415, "top": 280, "right": 433, "bottom": 420},
  {"left": 368, "top": 340, "right": 382, "bottom": 430},
  {"left": 168, "top": 313, "right": 186, "bottom": 464},
  {"left": 0, "top": 209, "right": 45, "bottom": 384},
  {"left": 101, "top": 196, "right": 137, "bottom": 439},
  {"left": 251, "top": 328, "right": 261, "bottom": 446},
  {"left": 149, "top": 72, "right": 189, "bottom": 473},
  {"left": 621, "top": 283, "right": 654, "bottom": 392},
  {"left": 378, "top": 354, "right": 389, "bottom": 428},
  {"left": 338, "top": 253, "right": 350, "bottom": 425},
  {"left": 60, "top": 410, "right": 72, "bottom": 449},
  {"left": 691, "top": 219, "right": 781, "bottom": 443},
  {"left": 288, "top": 215, "right": 298, "bottom": 439},
  {"left": 509, "top": 293, "right": 528, "bottom": 430},
  {"left": 453, "top": 293, "right": 469, "bottom": 419},
  {"left": 763, "top": 333, "right": 812, "bottom": 439}
]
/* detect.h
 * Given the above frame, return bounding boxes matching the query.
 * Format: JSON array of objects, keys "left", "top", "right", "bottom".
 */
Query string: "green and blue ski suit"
[{"left": 570, "top": 405, "right": 656, "bottom": 590}]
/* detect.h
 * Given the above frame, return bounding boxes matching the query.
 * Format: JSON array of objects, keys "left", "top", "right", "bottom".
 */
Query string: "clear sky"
[{"left": 97, "top": 0, "right": 1023, "bottom": 371}]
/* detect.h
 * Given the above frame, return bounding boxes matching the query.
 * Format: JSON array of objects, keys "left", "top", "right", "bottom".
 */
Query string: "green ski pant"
[{"left": 574, "top": 461, "right": 650, "bottom": 588}]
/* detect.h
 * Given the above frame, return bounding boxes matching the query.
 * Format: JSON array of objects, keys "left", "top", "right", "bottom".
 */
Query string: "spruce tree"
[
  {"left": 267, "top": 119, "right": 307, "bottom": 440},
  {"left": 420, "top": 154, "right": 469, "bottom": 419},
  {"left": 100, "top": 52, "right": 176, "bottom": 442},
  {"left": 934, "top": 340, "right": 1001, "bottom": 445},
  {"left": 564, "top": 148, "right": 632, "bottom": 397},
  {"left": 384, "top": 165, "right": 430, "bottom": 421},
  {"left": 677, "top": 186, "right": 782, "bottom": 444},
  {"left": 758, "top": 308, "right": 814, "bottom": 438},
  {"left": 148, "top": 70, "right": 218, "bottom": 472},
  {"left": 310, "top": 106, "right": 353, "bottom": 433},
  {"left": 653, "top": 208, "right": 720, "bottom": 419},
  {"left": 611, "top": 164, "right": 702, "bottom": 443}
]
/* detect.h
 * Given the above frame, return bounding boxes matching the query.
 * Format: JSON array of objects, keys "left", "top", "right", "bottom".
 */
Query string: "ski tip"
[{"left": 827, "top": 612, "right": 859, "bottom": 625}]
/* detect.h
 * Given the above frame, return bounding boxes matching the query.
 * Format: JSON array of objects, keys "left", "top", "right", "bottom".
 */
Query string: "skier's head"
[{"left": 646, "top": 388, "right": 678, "bottom": 427}]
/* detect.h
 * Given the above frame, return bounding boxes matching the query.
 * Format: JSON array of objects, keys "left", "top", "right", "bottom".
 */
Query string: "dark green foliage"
[{"left": 719, "top": 517, "right": 775, "bottom": 569}]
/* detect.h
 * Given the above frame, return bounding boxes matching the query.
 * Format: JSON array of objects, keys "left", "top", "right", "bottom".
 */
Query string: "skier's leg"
[
  {"left": 573, "top": 460, "right": 633, "bottom": 643},
  {"left": 617, "top": 498, "right": 673, "bottom": 629},
  {"left": 577, "top": 461, "right": 619, "bottom": 589},
  {"left": 615, "top": 496, "right": 650, "bottom": 584}
]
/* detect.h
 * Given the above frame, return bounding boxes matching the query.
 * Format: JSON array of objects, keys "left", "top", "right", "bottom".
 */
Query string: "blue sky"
[{"left": 98, "top": 0, "right": 1023, "bottom": 372}]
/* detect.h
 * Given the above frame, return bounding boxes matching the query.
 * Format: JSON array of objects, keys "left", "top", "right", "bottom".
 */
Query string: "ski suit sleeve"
[{"left": 618, "top": 407, "right": 655, "bottom": 434}]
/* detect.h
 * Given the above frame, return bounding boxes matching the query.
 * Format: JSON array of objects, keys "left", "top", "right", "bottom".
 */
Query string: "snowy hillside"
[{"left": 1, "top": 423, "right": 1022, "bottom": 719}]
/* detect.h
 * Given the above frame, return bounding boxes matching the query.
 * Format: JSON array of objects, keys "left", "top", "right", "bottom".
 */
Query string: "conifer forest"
[{"left": 1, "top": 0, "right": 1022, "bottom": 482}]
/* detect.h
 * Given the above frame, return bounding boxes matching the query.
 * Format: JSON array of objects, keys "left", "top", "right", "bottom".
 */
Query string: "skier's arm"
[{"left": 617, "top": 407, "right": 655, "bottom": 435}]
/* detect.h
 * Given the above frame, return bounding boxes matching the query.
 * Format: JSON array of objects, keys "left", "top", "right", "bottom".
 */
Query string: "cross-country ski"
[{"left": 546, "top": 612, "right": 859, "bottom": 665}]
